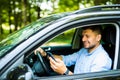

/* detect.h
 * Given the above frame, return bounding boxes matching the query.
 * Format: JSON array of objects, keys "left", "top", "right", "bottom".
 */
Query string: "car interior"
[
  {"left": 72, "top": 24, "right": 116, "bottom": 70},
  {"left": 5, "top": 23, "right": 118, "bottom": 79},
  {"left": 102, "top": 25, "right": 116, "bottom": 69},
  {"left": 30, "top": 24, "right": 116, "bottom": 75}
]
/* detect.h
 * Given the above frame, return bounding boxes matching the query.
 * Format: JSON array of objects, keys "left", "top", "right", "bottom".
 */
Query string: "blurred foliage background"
[{"left": 0, "top": 0, "right": 120, "bottom": 41}]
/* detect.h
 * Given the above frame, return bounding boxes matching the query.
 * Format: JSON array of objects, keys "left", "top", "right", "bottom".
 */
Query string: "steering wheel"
[
  {"left": 36, "top": 51, "right": 49, "bottom": 74},
  {"left": 32, "top": 51, "right": 58, "bottom": 76}
]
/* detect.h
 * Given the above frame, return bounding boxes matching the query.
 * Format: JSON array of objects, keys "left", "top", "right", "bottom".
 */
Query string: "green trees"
[
  {"left": 58, "top": 0, "right": 120, "bottom": 12},
  {"left": 0, "top": 0, "right": 119, "bottom": 41}
]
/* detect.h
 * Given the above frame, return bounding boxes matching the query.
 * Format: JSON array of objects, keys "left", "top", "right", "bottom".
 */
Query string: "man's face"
[{"left": 82, "top": 29, "right": 101, "bottom": 51}]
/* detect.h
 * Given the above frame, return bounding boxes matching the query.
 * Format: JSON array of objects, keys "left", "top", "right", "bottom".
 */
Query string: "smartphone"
[{"left": 47, "top": 52, "right": 57, "bottom": 62}]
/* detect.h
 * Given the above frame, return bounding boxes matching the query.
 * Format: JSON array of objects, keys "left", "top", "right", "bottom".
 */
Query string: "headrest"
[{"left": 102, "top": 26, "right": 116, "bottom": 45}]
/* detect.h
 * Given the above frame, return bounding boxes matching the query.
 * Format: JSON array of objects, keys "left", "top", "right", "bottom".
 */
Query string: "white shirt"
[{"left": 62, "top": 45, "right": 112, "bottom": 74}]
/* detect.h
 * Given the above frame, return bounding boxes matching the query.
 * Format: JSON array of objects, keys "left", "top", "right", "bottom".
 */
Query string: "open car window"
[{"left": 25, "top": 23, "right": 119, "bottom": 77}]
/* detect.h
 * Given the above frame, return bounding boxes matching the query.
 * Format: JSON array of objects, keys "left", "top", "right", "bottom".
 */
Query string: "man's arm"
[
  {"left": 35, "top": 47, "right": 62, "bottom": 60},
  {"left": 35, "top": 47, "right": 73, "bottom": 75}
]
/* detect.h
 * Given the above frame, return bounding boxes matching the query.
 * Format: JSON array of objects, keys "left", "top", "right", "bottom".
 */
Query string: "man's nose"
[{"left": 82, "top": 36, "right": 86, "bottom": 42}]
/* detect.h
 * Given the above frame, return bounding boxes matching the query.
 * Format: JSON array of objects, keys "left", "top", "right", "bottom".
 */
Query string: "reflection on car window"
[
  {"left": 0, "top": 13, "right": 70, "bottom": 58},
  {"left": 42, "top": 28, "right": 75, "bottom": 46}
]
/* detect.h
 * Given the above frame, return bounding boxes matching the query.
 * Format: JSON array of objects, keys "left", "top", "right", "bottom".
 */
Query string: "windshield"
[{"left": 0, "top": 13, "right": 69, "bottom": 58}]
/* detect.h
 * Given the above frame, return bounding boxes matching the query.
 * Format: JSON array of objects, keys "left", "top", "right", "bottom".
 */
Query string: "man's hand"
[
  {"left": 34, "top": 48, "right": 73, "bottom": 75},
  {"left": 34, "top": 47, "right": 47, "bottom": 57},
  {"left": 49, "top": 57, "right": 67, "bottom": 75}
]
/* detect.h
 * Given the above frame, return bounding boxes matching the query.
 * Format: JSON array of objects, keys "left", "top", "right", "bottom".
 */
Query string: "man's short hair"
[{"left": 82, "top": 25, "right": 102, "bottom": 35}]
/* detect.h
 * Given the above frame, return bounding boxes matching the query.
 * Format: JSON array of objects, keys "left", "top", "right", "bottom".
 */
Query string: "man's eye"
[{"left": 86, "top": 35, "right": 90, "bottom": 38}]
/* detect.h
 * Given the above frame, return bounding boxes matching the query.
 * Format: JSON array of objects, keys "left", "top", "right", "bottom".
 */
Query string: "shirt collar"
[{"left": 86, "top": 44, "right": 102, "bottom": 56}]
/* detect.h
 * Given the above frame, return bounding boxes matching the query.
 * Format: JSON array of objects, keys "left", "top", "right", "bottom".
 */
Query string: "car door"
[
  {"left": 35, "top": 69, "right": 120, "bottom": 80},
  {"left": 33, "top": 15, "right": 120, "bottom": 79}
]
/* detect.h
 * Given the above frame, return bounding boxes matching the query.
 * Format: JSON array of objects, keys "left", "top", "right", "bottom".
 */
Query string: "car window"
[
  {"left": 42, "top": 28, "right": 76, "bottom": 46},
  {"left": 0, "top": 13, "right": 70, "bottom": 58}
]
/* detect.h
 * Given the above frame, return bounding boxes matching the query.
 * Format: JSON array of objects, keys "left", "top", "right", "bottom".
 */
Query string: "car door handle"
[{"left": 45, "top": 47, "right": 51, "bottom": 51}]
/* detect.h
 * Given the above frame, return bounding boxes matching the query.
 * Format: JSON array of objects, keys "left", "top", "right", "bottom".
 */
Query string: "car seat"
[{"left": 102, "top": 25, "right": 116, "bottom": 69}]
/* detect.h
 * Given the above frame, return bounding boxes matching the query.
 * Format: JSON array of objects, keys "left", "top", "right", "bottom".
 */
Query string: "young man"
[{"left": 35, "top": 25, "right": 112, "bottom": 75}]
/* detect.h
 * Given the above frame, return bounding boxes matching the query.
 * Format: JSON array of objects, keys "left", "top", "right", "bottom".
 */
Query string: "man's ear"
[{"left": 97, "top": 34, "right": 101, "bottom": 41}]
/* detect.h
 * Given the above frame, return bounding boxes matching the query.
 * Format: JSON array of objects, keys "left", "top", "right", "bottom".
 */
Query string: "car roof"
[{"left": 73, "top": 4, "right": 120, "bottom": 14}]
